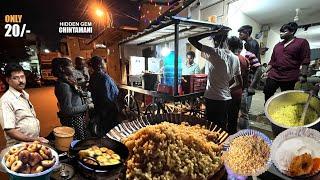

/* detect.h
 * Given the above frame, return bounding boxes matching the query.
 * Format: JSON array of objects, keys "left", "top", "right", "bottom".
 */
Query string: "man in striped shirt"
[{"left": 238, "top": 50, "right": 261, "bottom": 129}]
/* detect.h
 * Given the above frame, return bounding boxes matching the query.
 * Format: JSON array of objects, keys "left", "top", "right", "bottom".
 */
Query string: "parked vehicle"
[
  {"left": 25, "top": 70, "right": 41, "bottom": 88},
  {"left": 39, "top": 52, "right": 60, "bottom": 84}
]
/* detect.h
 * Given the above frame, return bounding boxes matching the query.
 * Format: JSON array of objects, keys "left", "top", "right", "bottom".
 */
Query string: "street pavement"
[{"left": 248, "top": 90, "right": 274, "bottom": 138}]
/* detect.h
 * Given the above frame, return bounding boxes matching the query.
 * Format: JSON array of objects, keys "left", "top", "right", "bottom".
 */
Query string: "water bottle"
[{"left": 163, "top": 51, "right": 182, "bottom": 87}]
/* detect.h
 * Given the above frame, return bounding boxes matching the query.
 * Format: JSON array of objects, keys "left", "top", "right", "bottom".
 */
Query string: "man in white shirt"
[
  {"left": 188, "top": 28, "right": 242, "bottom": 130},
  {"left": 0, "top": 63, "right": 48, "bottom": 147}
]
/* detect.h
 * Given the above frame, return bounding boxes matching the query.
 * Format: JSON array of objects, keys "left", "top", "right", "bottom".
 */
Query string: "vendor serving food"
[{"left": 0, "top": 64, "right": 48, "bottom": 148}]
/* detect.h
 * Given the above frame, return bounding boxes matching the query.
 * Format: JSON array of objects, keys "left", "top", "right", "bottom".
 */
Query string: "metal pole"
[
  {"left": 174, "top": 23, "right": 179, "bottom": 96},
  {"left": 119, "top": 44, "right": 123, "bottom": 84}
]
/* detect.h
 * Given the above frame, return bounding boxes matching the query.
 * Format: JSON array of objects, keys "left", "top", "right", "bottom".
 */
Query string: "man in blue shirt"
[
  {"left": 182, "top": 51, "right": 200, "bottom": 75},
  {"left": 88, "top": 56, "right": 119, "bottom": 137}
]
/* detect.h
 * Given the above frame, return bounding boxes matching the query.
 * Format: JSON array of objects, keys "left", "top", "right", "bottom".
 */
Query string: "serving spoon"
[{"left": 300, "top": 91, "right": 313, "bottom": 125}]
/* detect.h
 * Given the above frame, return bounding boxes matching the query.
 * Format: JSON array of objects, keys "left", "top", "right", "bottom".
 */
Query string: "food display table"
[
  {"left": 51, "top": 156, "right": 227, "bottom": 180},
  {"left": 50, "top": 154, "right": 318, "bottom": 180},
  {"left": 23, "top": 133, "right": 309, "bottom": 180},
  {"left": 3, "top": 117, "right": 318, "bottom": 180}
]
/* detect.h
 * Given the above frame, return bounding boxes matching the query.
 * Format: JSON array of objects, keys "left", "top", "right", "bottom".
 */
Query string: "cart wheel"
[
  {"left": 145, "top": 103, "right": 159, "bottom": 116},
  {"left": 124, "top": 94, "right": 140, "bottom": 117}
]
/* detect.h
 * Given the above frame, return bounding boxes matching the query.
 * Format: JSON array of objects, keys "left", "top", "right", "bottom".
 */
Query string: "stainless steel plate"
[{"left": 106, "top": 113, "right": 229, "bottom": 145}]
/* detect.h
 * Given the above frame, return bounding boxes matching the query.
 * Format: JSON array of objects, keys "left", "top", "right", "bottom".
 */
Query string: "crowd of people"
[
  {"left": 189, "top": 21, "right": 319, "bottom": 134},
  {"left": 52, "top": 56, "right": 120, "bottom": 140},
  {"left": 0, "top": 56, "right": 119, "bottom": 148}
]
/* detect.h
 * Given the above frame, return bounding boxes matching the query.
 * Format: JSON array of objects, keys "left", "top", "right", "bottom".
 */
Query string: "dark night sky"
[{"left": 0, "top": 0, "right": 140, "bottom": 50}]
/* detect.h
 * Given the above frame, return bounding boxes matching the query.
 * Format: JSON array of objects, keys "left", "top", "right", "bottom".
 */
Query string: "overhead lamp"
[{"left": 95, "top": 8, "right": 104, "bottom": 17}]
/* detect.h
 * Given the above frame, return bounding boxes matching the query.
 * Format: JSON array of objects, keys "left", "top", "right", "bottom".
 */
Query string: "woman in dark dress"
[{"left": 51, "top": 57, "right": 93, "bottom": 140}]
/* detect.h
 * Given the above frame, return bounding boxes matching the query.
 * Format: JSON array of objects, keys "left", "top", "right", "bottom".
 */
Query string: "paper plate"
[
  {"left": 223, "top": 129, "right": 272, "bottom": 177},
  {"left": 271, "top": 127, "right": 320, "bottom": 178}
]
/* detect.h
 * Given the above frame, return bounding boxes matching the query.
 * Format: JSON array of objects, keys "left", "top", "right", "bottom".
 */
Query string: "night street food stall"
[
  {"left": 2, "top": 0, "right": 320, "bottom": 179},
  {"left": 1, "top": 21, "right": 320, "bottom": 180},
  {"left": 118, "top": 16, "right": 228, "bottom": 117}
]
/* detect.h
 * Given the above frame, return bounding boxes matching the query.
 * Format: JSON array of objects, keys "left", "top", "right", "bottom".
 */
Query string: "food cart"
[{"left": 118, "top": 16, "right": 228, "bottom": 117}]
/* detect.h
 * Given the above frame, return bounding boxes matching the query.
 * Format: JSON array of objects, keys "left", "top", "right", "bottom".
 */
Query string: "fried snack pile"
[
  {"left": 223, "top": 135, "right": 270, "bottom": 176},
  {"left": 123, "top": 122, "right": 222, "bottom": 180},
  {"left": 4, "top": 141, "right": 55, "bottom": 174},
  {"left": 288, "top": 153, "right": 320, "bottom": 177},
  {"left": 79, "top": 146, "right": 121, "bottom": 166}
]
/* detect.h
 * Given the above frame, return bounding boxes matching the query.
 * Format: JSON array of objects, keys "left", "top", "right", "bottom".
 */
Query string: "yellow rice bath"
[{"left": 270, "top": 104, "right": 318, "bottom": 127}]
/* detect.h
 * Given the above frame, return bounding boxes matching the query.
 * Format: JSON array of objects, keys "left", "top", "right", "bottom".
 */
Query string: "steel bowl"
[
  {"left": 265, "top": 90, "right": 320, "bottom": 136},
  {"left": 1, "top": 143, "right": 59, "bottom": 180}
]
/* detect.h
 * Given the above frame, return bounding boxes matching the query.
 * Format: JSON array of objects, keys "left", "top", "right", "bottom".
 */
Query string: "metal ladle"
[{"left": 300, "top": 91, "right": 313, "bottom": 125}]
